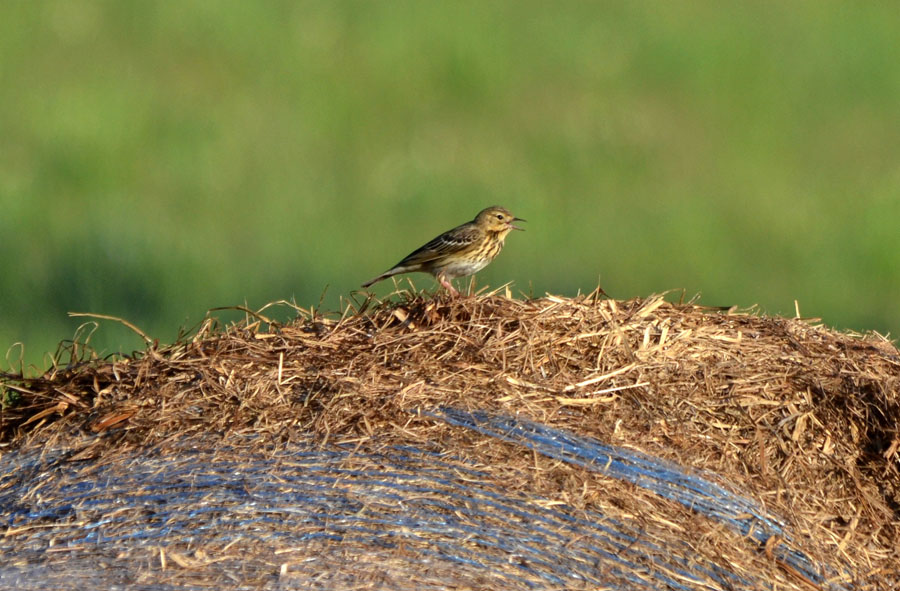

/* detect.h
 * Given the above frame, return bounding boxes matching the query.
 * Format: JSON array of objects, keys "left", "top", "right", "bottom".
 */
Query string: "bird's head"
[{"left": 475, "top": 206, "right": 525, "bottom": 234}]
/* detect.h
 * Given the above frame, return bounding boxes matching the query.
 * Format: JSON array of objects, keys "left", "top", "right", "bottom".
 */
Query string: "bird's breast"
[{"left": 435, "top": 236, "right": 505, "bottom": 279}]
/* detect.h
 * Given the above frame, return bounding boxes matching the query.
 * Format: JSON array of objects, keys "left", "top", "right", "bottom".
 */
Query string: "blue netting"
[
  {"left": 429, "top": 408, "right": 846, "bottom": 588},
  {"left": 0, "top": 408, "right": 849, "bottom": 590}
]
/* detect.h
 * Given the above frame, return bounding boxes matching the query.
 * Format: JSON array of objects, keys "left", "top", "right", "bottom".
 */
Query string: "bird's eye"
[{"left": 496, "top": 214, "right": 503, "bottom": 220}]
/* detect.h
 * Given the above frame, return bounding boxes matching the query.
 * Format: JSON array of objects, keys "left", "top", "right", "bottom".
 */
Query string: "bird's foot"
[{"left": 438, "top": 275, "right": 460, "bottom": 297}]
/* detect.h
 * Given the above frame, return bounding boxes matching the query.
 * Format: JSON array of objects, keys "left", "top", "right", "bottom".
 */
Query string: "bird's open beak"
[{"left": 509, "top": 217, "right": 526, "bottom": 231}]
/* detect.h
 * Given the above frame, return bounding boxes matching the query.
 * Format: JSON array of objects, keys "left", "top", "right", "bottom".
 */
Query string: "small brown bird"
[{"left": 361, "top": 206, "right": 525, "bottom": 296}]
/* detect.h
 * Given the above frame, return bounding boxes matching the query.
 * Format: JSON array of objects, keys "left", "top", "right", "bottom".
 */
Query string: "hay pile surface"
[{"left": 2, "top": 290, "right": 899, "bottom": 590}]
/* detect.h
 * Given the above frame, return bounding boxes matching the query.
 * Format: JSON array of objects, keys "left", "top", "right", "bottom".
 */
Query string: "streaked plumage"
[{"left": 361, "top": 206, "right": 525, "bottom": 296}]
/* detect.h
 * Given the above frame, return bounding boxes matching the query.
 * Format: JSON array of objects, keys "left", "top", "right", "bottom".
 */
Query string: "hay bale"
[{"left": 2, "top": 290, "right": 898, "bottom": 590}]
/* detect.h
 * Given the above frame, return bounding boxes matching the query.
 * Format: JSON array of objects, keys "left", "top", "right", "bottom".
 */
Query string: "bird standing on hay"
[{"left": 361, "top": 206, "right": 525, "bottom": 296}]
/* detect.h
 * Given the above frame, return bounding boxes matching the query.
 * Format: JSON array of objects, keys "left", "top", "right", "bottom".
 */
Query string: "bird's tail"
[{"left": 361, "top": 268, "right": 401, "bottom": 288}]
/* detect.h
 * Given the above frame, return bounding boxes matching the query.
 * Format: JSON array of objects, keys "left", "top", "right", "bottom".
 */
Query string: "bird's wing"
[{"left": 393, "top": 223, "right": 480, "bottom": 268}]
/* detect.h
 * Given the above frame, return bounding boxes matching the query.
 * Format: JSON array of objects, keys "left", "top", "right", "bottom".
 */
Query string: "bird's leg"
[{"left": 437, "top": 273, "right": 459, "bottom": 297}]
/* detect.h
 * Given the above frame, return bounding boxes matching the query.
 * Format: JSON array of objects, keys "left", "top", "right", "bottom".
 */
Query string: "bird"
[{"left": 361, "top": 206, "right": 525, "bottom": 296}]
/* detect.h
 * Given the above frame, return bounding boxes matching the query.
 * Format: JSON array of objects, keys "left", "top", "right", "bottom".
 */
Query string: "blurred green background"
[{"left": 2, "top": 1, "right": 899, "bottom": 371}]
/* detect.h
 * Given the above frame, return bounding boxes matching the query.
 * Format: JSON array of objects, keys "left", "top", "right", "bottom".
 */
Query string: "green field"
[{"left": 2, "top": 2, "right": 899, "bottom": 370}]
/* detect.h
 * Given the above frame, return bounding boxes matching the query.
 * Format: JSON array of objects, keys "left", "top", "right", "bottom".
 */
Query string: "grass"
[{"left": 1, "top": 1, "right": 899, "bottom": 369}]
